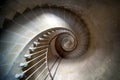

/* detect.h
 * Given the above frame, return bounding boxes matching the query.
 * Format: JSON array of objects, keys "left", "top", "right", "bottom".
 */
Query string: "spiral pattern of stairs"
[
  {"left": 0, "top": 0, "right": 120, "bottom": 80},
  {"left": 13, "top": 26, "right": 88, "bottom": 80}
]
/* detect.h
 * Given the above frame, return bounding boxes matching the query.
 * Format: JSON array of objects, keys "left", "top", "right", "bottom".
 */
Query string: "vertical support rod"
[{"left": 46, "top": 48, "right": 53, "bottom": 80}]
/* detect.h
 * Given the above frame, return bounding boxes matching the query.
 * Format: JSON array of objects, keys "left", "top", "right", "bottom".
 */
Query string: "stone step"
[
  {"left": 12, "top": 14, "right": 40, "bottom": 34},
  {"left": 3, "top": 19, "right": 36, "bottom": 39},
  {"left": 8, "top": 0, "right": 26, "bottom": 14},
  {"left": 0, "top": 29, "right": 27, "bottom": 43},
  {"left": 16, "top": 0, "right": 37, "bottom": 9},
  {"left": 1, "top": 6, "right": 16, "bottom": 20},
  {"left": 0, "top": 47, "right": 25, "bottom": 79}
]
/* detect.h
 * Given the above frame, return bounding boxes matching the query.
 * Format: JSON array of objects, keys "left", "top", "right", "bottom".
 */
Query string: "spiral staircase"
[{"left": 0, "top": 0, "right": 120, "bottom": 80}]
